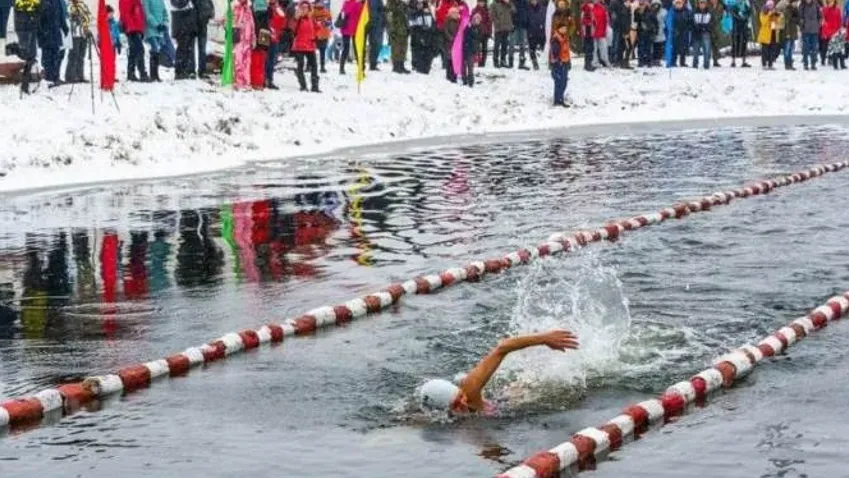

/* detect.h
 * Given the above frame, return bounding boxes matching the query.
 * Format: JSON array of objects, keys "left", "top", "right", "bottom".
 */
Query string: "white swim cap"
[{"left": 417, "top": 379, "right": 461, "bottom": 410}]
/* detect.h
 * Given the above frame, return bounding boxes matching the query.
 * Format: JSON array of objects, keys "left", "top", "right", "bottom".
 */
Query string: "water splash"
[{"left": 495, "top": 251, "right": 632, "bottom": 407}]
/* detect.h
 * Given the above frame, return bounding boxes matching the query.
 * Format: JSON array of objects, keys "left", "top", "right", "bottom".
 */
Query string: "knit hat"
[{"left": 764, "top": 0, "right": 774, "bottom": 8}]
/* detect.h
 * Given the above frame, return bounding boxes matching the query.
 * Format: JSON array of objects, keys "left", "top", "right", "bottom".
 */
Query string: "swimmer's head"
[{"left": 417, "top": 379, "right": 462, "bottom": 411}]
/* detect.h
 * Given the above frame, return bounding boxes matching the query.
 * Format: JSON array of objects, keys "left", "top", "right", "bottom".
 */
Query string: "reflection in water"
[{"left": 1, "top": 126, "right": 844, "bottom": 343}]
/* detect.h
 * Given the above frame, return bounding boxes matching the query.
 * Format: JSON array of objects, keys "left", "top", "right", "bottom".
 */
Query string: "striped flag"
[
  {"left": 222, "top": 0, "right": 235, "bottom": 86},
  {"left": 354, "top": 2, "right": 370, "bottom": 89}
]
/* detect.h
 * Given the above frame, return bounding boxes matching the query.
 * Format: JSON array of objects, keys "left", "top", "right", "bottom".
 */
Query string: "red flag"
[{"left": 97, "top": 0, "right": 116, "bottom": 91}]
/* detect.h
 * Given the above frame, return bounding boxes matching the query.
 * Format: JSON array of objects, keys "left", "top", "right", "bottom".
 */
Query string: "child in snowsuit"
[
  {"left": 827, "top": 26, "right": 846, "bottom": 69},
  {"left": 550, "top": 22, "right": 571, "bottom": 107},
  {"left": 462, "top": 13, "right": 481, "bottom": 86}
]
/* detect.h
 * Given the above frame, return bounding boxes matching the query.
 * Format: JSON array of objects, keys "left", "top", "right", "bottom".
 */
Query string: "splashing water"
[{"left": 494, "top": 251, "right": 632, "bottom": 409}]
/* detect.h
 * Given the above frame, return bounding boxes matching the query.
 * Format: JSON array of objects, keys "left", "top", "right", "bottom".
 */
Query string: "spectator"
[
  {"left": 196, "top": 0, "right": 215, "bottom": 78},
  {"left": 13, "top": 0, "right": 42, "bottom": 94},
  {"left": 549, "top": 21, "right": 570, "bottom": 107},
  {"left": 526, "top": 0, "right": 545, "bottom": 69},
  {"left": 669, "top": 0, "right": 691, "bottom": 67},
  {"left": 291, "top": 0, "right": 320, "bottom": 91},
  {"left": 0, "top": 0, "right": 11, "bottom": 57},
  {"left": 311, "top": 0, "right": 332, "bottom": 72},
  {"left": 462, "top": 11, "right": 481, "bottom": 85},
  {"left": 171, "top": 0, "right": 199, "bottom": 80},
  {"left": 591, "top": 0, "right": 609, "bottom": 68},
  {"left": 142, "top": 0, "right": 167, "bottom": 82},
  {"left": 443, "top": 5, "right": 459, "bottom": 81},
  {"left": 408, "top": 0, "right": 436, "bottom": 73},
  {"left": 266, "top": 0, "right": 286, "bottom": 87},
  {"left": 757, "top": 0, "right": 780, "bottom": 69},
  {"left": 120, "top": 0, "right": 150, "bottom": 81},
  {"left": 777, "top": 0, "right": 798, "bottom": 70},
  {"left": 651, "top": 0, "right": 665, "bottom": 66},
  {"left": 511, "top": 0, "right": 528, "bottom": 68},
  {"left": 39, "top": 0, "right": 67, "bottom": 87},
  {"left": 826, "top": 24, "right": 845, "bottom": 68},
  {"left": 729, "top": 0, "right": 751, "bottom": 67},
  {"left": 633, "top": 0, "right": 656, "bottom": 67},
  {"left": 387, "top": 0, "right": 410, "bottom": 73},
  {"left": 106, "top": 5, "right": 123, "bottom": 54},
  {"left": 580, "top": 0, "right": 595, "bottom": 71},
  {"left": 368, "top": 0, "right": 384, "bottom": 71},
  {"left": 609, "top": 0, "right": 630, "bottom": 67},
  {"left": 233, "top": 0, "right": 255, "bottom": 88},
  {"left": 820, "top": 0, "right": 840, "bottom": 65},
  {"left": 490, "top": 0, "right": 513, "bottom": 67},
  {"left": 471, "top": 0, "right": 491, "bottom": 66},
  {"left": 692, "top": 0, "right": 711, "bottom": 69},
  {"left": 66, "top": 0, "right": 91, "bottom": 84},
  {"left": 708, "top": 0, "right": 722, "bottom": 66},
  {"left": 338, "top": 0, "right": 364, "bottom": 74},
  {"left": 798, "top": 0, "right": 819, "bottom": 69}
]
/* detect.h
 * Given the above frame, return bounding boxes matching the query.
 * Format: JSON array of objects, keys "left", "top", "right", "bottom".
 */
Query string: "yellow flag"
[{"left": 354, "top": 4, "right": 370, "bottom": 87}]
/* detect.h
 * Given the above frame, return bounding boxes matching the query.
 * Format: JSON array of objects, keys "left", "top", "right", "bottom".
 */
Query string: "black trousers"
[
  {"left": 197, "top": 23, "right": 208, "bottom": 75},
  {"left": 175, "top": 31, "right": 197, "bottom": 78},
  {"left": 127, "top": 32, "right": 147, "bottom": 79},
  {"left": 819, "top": 37, "right": 829, "bottom": 65},
  {"left": 494, "top": 31, "right": 509, "bottom": 66},
  {"left": 340, "top": 35, "right": 352, "bottom": 72},
  {"left": 478, "top": 36, "right": 488, "bottom": 66},
  {"left": 731, "top": 25, "right": 748, "bottom": 59},
  {"left": 317, "top": 39, "right": 328, "bottom": 70},
  {"left": 294, "top": 51, "right": 318, "bottom": 90},
  {"left": 528, "top": 35, "right": 544, "bottom": 67},
  {"left": 65, "top": 36, "right": 88, "bottom": 83}
]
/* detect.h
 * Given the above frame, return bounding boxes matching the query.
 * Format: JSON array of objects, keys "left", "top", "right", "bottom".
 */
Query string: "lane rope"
[
  {"left": 1, "top": 161, "right": 847, "bottom": 433},
  {"left": 495, "top": 290, "right": 849, "bottom": 478}
]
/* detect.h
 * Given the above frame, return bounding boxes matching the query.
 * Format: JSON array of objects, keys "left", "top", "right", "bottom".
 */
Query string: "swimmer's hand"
[{"left": 541, "top": 329, "right": 579, "bottom": 351}]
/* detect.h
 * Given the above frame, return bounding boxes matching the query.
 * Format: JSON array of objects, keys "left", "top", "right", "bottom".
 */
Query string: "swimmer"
[{"left": 417, "top": 329, "right": 579, "bottom": 415}]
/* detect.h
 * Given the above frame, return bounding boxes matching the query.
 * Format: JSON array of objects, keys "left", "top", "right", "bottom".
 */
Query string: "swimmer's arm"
[{"left": 459, "top": 330, "right": 578, "bottom": 411}]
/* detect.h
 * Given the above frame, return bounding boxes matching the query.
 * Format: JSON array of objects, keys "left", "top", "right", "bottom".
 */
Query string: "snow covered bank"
[{"left": 2, "top": 58, "right": 849, "bottom": 193}]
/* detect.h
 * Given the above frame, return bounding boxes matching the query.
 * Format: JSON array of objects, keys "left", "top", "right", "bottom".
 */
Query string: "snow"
[{"left": 2, "top": 56, "right": 849, "bottom": 194}]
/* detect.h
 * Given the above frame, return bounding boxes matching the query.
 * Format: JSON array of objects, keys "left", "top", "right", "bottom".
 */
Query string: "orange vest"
[{"left": 550, "top": 32, "right": 571, "bottom": 63}]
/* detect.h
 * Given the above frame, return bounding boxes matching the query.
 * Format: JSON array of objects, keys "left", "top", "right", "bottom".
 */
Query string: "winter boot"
[
  {"left": 150, "top": 56, "right": 161, "bottom": 82},
  {"left": 20, "top": 61, "right": 33, "bottom": 95},
  {"left": 296, "top": 70, "right": 308, "bottom": 91},
  {"left": 310, "top": 75, "right": 321, "bottom": 93},
  {"left": 531, "top": 54, "right": 539, "bottom": 70},
  {"left": 400, "top": 62, "right": 411, "bottom": 74},
  {"left": 518, "top": 57, "right": 530, "bottom": 70}
]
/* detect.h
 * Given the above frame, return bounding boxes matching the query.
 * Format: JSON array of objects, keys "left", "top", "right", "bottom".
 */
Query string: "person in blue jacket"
[
  {"left": 668, "top": 0, "right": 692, "bottom": 66},
  {"left": 368, "top": 0, "right": 385, "bottom": 70},
  {"left": 142, "top": 0, "right": 167, "bottom": 81}
]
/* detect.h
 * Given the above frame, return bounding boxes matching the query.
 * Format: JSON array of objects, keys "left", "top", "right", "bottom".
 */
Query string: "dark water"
[{"left": 1, "top": 123, "right": 848, "bottom": 477}]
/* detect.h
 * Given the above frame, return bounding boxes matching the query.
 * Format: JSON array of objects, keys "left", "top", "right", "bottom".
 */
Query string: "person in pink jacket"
[
  {"left": 234, "top": 0, "right": 256, "bottom": 88},
  {"left": 338, "top": 0, "right": 364, "bottom": 74}
]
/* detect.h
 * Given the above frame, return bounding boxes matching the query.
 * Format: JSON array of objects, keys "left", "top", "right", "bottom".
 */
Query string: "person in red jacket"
[
  {"left": 119, "top": 0, "right": 150, "bottom": 81},
  {"left": 820, "top": 0, "right": 841, "bottom": 65},
  {"left": 266, "top": 0, "right": 287, "bottom": 89},
  {"left": 472, "top": 0, "right": 492, "bottom": 66},
  {"left": 291, "top": 0, "right": 321, "bottom": 92},
  {"left": 591, "top": 0, "right": 610, "bottom": 67}
]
